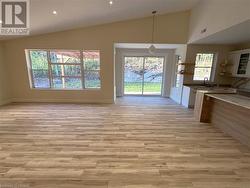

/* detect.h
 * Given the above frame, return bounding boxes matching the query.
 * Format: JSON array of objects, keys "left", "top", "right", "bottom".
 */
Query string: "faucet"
[{"left": 203, "top": 77, "right": 209, "bottom": 86}]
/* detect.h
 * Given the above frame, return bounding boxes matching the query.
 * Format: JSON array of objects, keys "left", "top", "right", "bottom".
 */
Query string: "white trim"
[
  {"left": 172, "top": 55, "right": 180, "bottom": 87},
  {"left": 29, "top": 88, "right": 101, "bottom": 91},
  {"left": 115, "top": 48, "right": 173, "bottom": 97},
  {"left": 25, "top": 49, "right": 101, "bottom": 90},
  {"left": 123, "top": 56, "right": 165, "bottom": 96},
  {"left": 11, "top": 98, "right": 114, "bottom": 104},
  {"left": 0, "top": 97, "right": 114, "bottom": 106},
  {"left": 142, "top": 57, "right": 145, "bottom": 95}
]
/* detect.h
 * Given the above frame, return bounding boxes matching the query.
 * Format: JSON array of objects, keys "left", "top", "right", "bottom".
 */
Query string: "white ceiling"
[
  {"left": 192, "top": 20, "right": 250, "bottom": 44},
  {"left": 0, "top": 0, "right": 199, "bottom": 40}
]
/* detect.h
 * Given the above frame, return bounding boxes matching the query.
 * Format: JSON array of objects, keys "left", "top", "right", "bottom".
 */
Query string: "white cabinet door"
[
  {"left": 181, "top": 86, "right": 197, "bottom": 108},
  {"left": 181, "top": 86, "right": 191, "bottom": 108},
  {"left": 245, "top": 54, "right": 250, "bottom": 76},
  {"left": 229, "top": 49, "right": 250, "bottom": 78},
  {"left": 237, "top": 53, "right": 250, "bottom": 77},
  {"left": 247, "top": 62, "right": 250, "bottom": 76}
]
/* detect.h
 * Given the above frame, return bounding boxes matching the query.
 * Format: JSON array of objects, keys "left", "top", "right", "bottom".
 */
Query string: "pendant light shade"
[
  {"left": 149, "top": 11, "right": 157, "bottom": 54},
  {"left": 149, "top": 44, "right": 156, "bottom": 55}
]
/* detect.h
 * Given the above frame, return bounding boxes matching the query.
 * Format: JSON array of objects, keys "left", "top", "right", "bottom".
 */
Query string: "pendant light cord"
[{"left": 151, "top": 11, "right": 157, "bottom": 44}]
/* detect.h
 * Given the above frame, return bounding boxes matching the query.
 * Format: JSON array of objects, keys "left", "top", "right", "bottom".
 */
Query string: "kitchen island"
[
  {"left": 195, "top": 93, "right": 250, "bottom": 147},
  {"left": 194, "top": 88, "right": 236, "bottom": 122}
]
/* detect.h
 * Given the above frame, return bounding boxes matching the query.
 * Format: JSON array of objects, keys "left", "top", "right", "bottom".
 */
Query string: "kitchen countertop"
[
  {"left": 183, "top": 84, "right": 231, "bottom": 89},
  {"left": 206, "top": 94, "right": 250, "bottom": 110},
  {"left": 196, "top": 88, "right": 237, "bottom": 94},
  {"left": 183, "top": 85, "right": 237, "bottom": 93}
]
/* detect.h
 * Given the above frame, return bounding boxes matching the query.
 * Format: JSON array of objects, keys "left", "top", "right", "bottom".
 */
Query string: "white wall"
[
  {"left": 115, "top": 48, "right": 175, "bottom": 97},
  {"left": 184, "top": 44, "right": 234, "bottom": 85},
  {"left": 2, "top": 11, "right": 190, "bottom": 104},
  {"left": 169, "top": 45, "right": 187, "bottom": 104},
  {"left": 0, "top": 44, "right": 11, "bottom": 105},
  {"left": 189, "top": 0, "right": 250, "bottom": 43}
]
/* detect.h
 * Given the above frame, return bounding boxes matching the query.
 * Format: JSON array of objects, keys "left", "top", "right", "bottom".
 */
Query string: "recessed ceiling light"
[
  {"left": 0, "top": 20, "right": 2, "bottom": 24},
  {"left": 109, "top": 0, "right": 113, "bottom": 5},
  {"left": 52, "top": 10, "right": 57, "bottom": 15}
]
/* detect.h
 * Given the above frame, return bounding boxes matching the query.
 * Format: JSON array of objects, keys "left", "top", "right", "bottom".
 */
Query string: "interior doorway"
[{"left": 124, "top": 56, "right": 164, "bottom": 95}]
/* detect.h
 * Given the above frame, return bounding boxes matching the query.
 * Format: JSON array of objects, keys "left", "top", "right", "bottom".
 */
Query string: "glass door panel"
[
  {"left": 143, "top": 57, "right": 164, "bottom": 95},
  {"left": 124, "top": 57, "right": 144, "bottom": 95}
]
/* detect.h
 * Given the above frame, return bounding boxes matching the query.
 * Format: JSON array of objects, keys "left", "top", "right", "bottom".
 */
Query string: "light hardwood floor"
[{"left": 0, "top": 97, "right": 250, "bottom": 188}]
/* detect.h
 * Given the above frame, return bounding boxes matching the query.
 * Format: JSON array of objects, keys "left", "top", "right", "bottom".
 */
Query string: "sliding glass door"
[
  {"left": 124, "top": 57, "right": 144, "bottom": 95},
  {"left": 124, "top": 56, "right": 164, "bottom": 95}
]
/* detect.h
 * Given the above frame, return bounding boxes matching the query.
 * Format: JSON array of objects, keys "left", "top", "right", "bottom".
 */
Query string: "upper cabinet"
[{"left": 228, "top": 49, "right": 250, "bottom": 78}]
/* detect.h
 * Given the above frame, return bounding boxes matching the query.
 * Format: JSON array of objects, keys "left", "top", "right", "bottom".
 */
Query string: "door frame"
[{"left": 122, "top": 55, "right": 166, "bottom": 96}]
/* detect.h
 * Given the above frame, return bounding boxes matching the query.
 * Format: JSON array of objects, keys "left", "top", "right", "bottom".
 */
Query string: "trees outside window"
[{"left": 27, "top": 50, "right": 101, "bottom": 89}]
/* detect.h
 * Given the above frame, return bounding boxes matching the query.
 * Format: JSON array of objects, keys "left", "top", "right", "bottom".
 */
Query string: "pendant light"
[{"left": 149, "top": 11, "right": 157, "bottom": 55}]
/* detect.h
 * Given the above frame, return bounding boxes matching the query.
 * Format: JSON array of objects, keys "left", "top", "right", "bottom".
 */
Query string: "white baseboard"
[{"left": 11, "top": 98, "right": 114, "bottom": 104}]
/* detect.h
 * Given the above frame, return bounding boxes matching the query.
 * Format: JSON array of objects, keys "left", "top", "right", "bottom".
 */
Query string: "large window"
[
  {"left": 27, "top": 50, "right": 100, "bottom": 89},
  {"left": 193, "top": 53, "right": 215, "bottom": 81}
]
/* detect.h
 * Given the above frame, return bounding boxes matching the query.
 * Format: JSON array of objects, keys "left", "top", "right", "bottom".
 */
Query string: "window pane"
[
  {"left": 85, "top": 71, "right": 100, "bottom": 88},
  {"left": 193, "top": 53, "right": 214, "bottom": 81},
  {"left": 50, "top": 50, "right": 81, "bottom": 64},
  {"left": 64, "top": 65, "right": 81, "bottom": 76},
  {"left": 29, "top": 50, "right": 50, "bottom": 88},
  {"left": 143, "top": 57, "right": 164, "bottom": 95},
  {"left": 52, "top": 77, "right": 63, "bottom": 89},
  {"left": 193, "top": 68, "right": 212, "bottom": 81},
  {"left": 51, "top": 65, "right": 81, "bottom": 77},
  {"left": 52, "top": 77, "right": 82, "bottom": 89},
  {"left": 83, "top": 51, "right": 100, "bottom": 70},
  {"left": 195, "top": 53, "right": 214, "bottom": 67},
  {"left": 124, "top": 57, "right": 144, "bottom": 95},
  {"left": 65, "top": 78, "right": 82, "bottom": 89},
  {"left": 175, "top": 56, "right": 182, "bottom": 87},
  {"left": 51, "top": 65, "right": 62, "bottom": 77}
]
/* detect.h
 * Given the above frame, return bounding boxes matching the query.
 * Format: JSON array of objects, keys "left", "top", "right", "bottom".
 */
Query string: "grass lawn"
[{"left": 124, "top": 82, "right": 162, "bottom": 94}]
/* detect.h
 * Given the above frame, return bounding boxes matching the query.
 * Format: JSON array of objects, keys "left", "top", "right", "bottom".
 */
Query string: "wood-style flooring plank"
[{"left": 0, "top": 97, "right": 249, "bottom": 188}]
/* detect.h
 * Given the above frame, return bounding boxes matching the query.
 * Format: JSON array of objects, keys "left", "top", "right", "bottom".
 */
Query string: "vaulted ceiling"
[{"left": 0, "top": 0, "right": 199, "bottom": 39}]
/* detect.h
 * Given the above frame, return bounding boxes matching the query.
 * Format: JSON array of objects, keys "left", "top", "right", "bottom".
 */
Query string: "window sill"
[{"left": 30, "top": 88, "right": 101, "bottom": 91}]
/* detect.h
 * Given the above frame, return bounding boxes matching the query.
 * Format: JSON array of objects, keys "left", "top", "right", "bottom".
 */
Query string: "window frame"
[
  {"left": 26, "top": 49, "right": 101, "bottom": 90},
  {"left": 123, "top": 55, "right": 165, "bottom": 96},
  {"left": 192, "top": 52, "right": 217, "bottom": 82},
  {"left": 83, "top": 50, "right": 101, "bottom": 89},
  {"left": 173, "top": 55, "right": 182, "bottom": 88}
]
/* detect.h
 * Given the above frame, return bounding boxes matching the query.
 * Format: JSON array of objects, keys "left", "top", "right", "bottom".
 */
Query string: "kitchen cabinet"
[
  {"left": 181, "top": 86, "right": 197, "bottom": 108},
  {"left": 194, "top": 89, "right": 237, "bottom": 121},
  {"left": 194, "top": 91, "right": 211, "bottom": 122},
  {"left": 228, "top": 49, "right": 250, "bottom": 77},
  {"left": 182, "top": 86, "right": 237, "bottom": 109}
]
